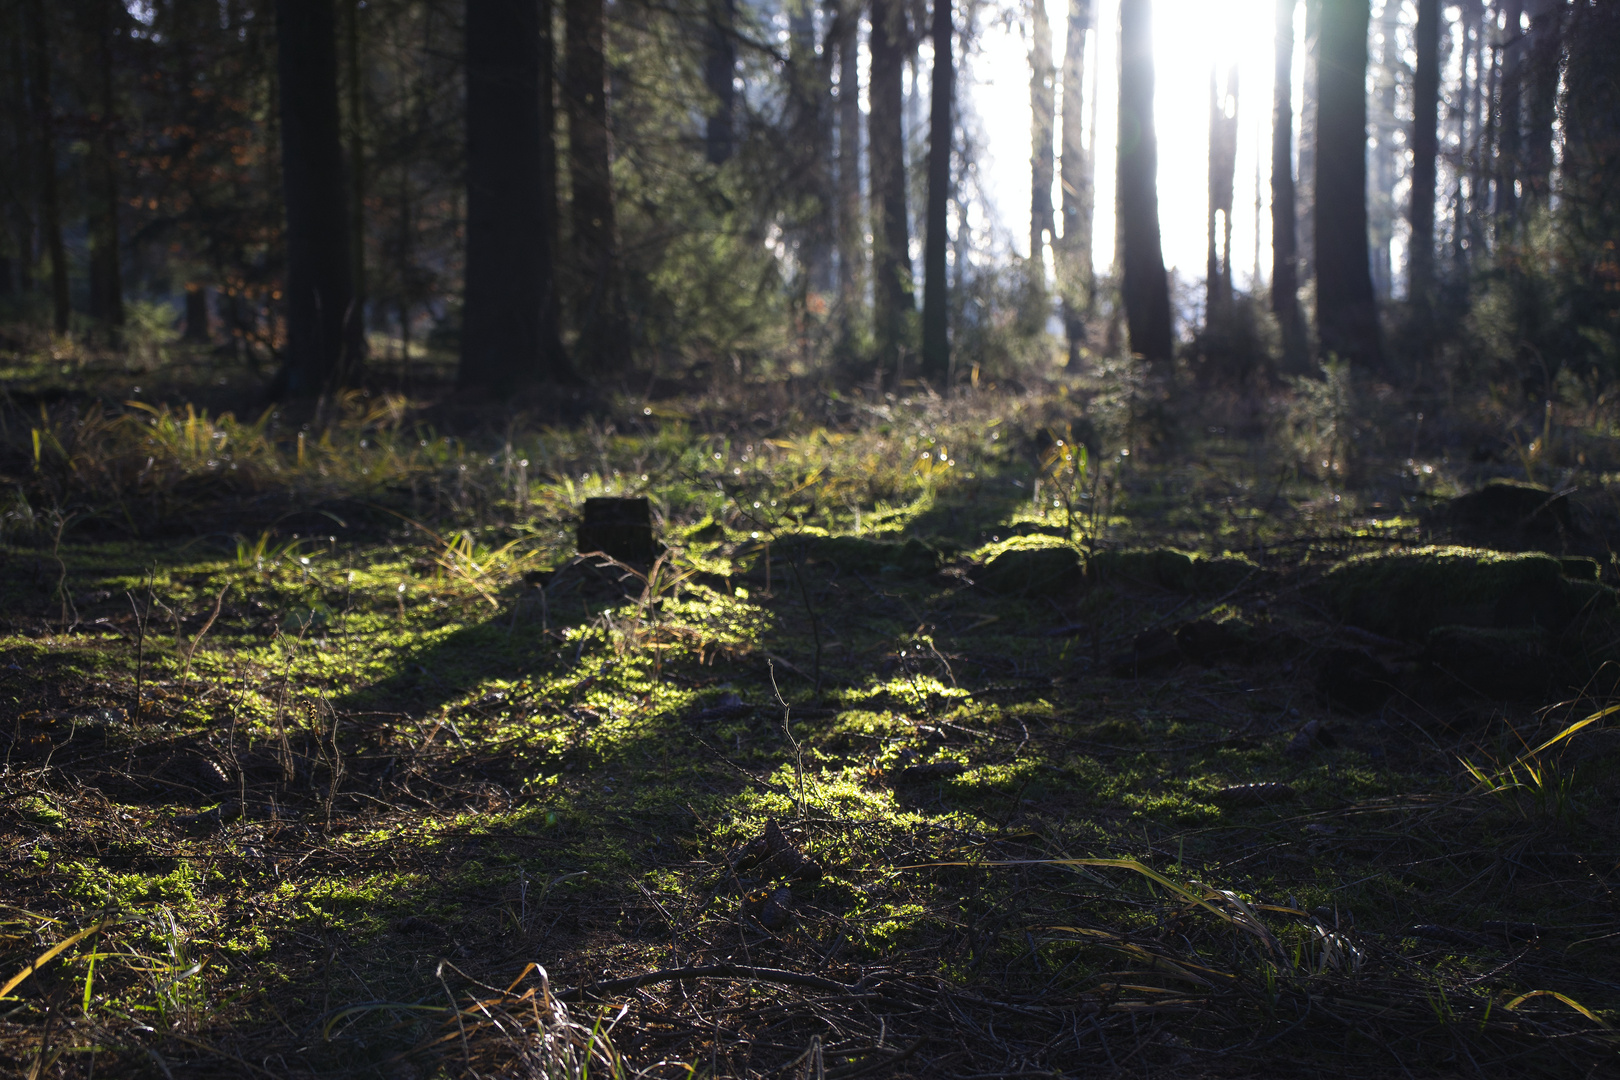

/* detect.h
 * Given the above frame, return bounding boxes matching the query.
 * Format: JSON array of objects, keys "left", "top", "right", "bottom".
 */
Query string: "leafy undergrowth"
[{"left": 2, "top": 374, "right": 1619, "bottom": 1079}]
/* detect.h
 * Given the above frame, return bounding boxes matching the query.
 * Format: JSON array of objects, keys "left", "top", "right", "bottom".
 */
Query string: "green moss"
[
  {"left": 1088, "top": 548, "right": 1261, "bottom": 593},
  {"left": 1317, "top": 545, "right": 1616, "bottom": 639},
  {"left": 971, "top": 535, "right": 1081, "bottom": 595},
  {"left": 784, "top": 533, "right": 948, "bottom": 577}
]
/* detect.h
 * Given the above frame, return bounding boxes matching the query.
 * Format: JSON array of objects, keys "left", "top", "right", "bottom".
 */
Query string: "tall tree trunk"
[
  {"left": 565, "top": 0, "right": 624, "bottom": 368},
  {"left": 1476, "top": 7, "right": 1499, "bottom": 250},
  {"left": 1297, "top": 0, "right": 1319, "bottom": 285},
  {"left": 184, "top": 285, "right": 210, "bottom": 343},
  {"left": 1453, "top": 0, "right": 1481, "bottom": 271},
  {"left": 24, "top": 0, "right": 69, "bottom": 334},
  {"left": 1409, "top": 0, "right": 1440, "bottom": 315},
  {"left": 274, "top": 0, "right": 362, "bottom": 396},
  {"left": 1368, "top": 0, "right": 1399, "bottom": 300},
  {"left": 921, "top": 0, "right": 952, "bottom": 381},
  {"left": 869, "top": 0, "right": 914, "bottom": 370},
  {"left": 1314, "top": 0, "right": 1382, "bottom": 369},
  {"left": 345, "top": 0, "right": 366, "bottom": 336},
  {"left": 835, "top": 0, "right": 863, "bottom": 338},
  {"left": 1271, "top": 0, "right": 1305, "bottom": 366},
  {"left": 787, "top": 0, "right": 834, "bottom": 295},
  {"left": 1058, "top": 0, "right": 1092, "bottom": 365},
  {"left": 1029, "top": 0, "right": 1055, "bottom": 265},
  {"left": 1206, "top": 64, "right": 1238, "bottom": 324},
  {"left": 1494, "top": 0, "right": 1524, "bottom": 226},
  {"left": 704, "top": 0, "right": 736, "bottom": 164},
  {"left": 1520, "top": 0, "right": 1563, "bottom": 207},
  {"left": 87, "top": 0, "right": 123, "bottom": 330},
  {"left": 462, "top": 0, "right": 568, "bottom": 390},
  {"left": 1116, "top": 0, "right": 1173, "bottom": 366}
]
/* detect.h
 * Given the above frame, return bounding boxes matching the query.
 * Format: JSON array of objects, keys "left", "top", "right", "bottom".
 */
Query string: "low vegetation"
[{"left": 2, "top": 351, "right": 1619, "bottom": 1078}]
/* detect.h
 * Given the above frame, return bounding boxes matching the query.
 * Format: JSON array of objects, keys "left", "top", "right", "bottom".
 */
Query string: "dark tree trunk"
[
  {"left": 835, "top": 0, "right": 863, "bottom": 333},
  {"left": 1297, "top": 0, "right": 1319, "bottom": 285},
  {"left": 1560, "top": 0, "right": 1620, "bottom": 201},
  {"left": 1206, "top": 64, "right": 1238, "bottom": 323},
  {"left": 274, "top": 0, "right": 363, "bottom": 396},
  {"left": 1494, "top": 0, "right": 1524, "bottom": 225},
  {"left": 1116, "top": 0, "right": 1173, "bottom": 366},
  {"left": 1409, "top": 0, "right": 1440, "bottom": 314},
  {"left": 1271, "top": 0, "right": 1305, "bottom": 366},
  {"left": 87, "top": 0, "right": 123, "bottom": 330},
  {"left": 787, "top": 0, "right": 834, "bottom": 295},
  {"left": 1454, "top": 0, "right": 1482, "bottom": 271},
  {"left": 184, "top": 285, "right": 211, "bottom": 343},
  {"left": 1521, "top": 0, "right": 1564, "bottom": 207},
  {"left": 869, "top": 0, "right": 914, "bottom": 370},
  {"left": 704, "top": 0, "right": 736, "bottom": 164},
  {"left": 345, "top": 0, "right": 366, "bottom": 334},
  {"left": 1314, "top": 0, "right": 1382, "bottom": 369},
  {"left": 24, "top": 0, "right": 69, "bottom": 334},
  {"left": 1058, "top": 0, "right": 1092, "bottom": 365},
  {"left": 1029, "top": 0, "right": 1055, "bottom": 264},
  {"left": 565, "top": 0, "right": 624, "bottom": 368},
  {"left": 921, "top": 0, "right": 952, "bottom": 382},
  {"left": 461, "top": 0, "right": 569, "bottom": 390}
]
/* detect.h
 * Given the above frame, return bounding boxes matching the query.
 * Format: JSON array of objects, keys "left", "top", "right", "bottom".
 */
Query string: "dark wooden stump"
[{"left": 577, "top": 497, "right": 657, "bottom": 564}]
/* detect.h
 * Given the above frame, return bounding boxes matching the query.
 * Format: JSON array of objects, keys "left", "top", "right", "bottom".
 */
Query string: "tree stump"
[{"left": 577, "top": 497, "right": 657, "bottom": 564}]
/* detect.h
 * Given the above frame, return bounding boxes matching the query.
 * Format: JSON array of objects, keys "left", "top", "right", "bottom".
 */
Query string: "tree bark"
[
  {"left": 1058, "top": 0, "right": 1092, "bottom": 364},
  {"left": 787, "top": 0, "right": 834, "bottom": 295},
  {"left": 565, "top": 0, "right": 625, "bottom": 368},
  {"left": 1409, "top": 0, "right": 1440, "bottom": 313},
  {"left": 921, "top": 0, "right": 952, "bottom": 381},
  {"left": 869, "top": 0, "right": 914, "bottom": 370},
  {"left": 1029, "top": 0, "right": 1055, "bottom": 264},
  {"left": 24, "top": 0, "right": 69, "bottom": 334},
  {"left": 1494, "top": 0, "right": 1524, "bottom": 225},
  {"left": 1297, "top": 0, "right": 1318, "bottom": 285},
  {"left": 1368, "top": 0, "right": 1399, "bottom": 299},
  {"left": 274, "top": 0, "right": 363, "bottom": 396},
  {"left": 835, "top": 0, "right": 863, "bottom": 335},
  {"left": 184, "top": 285, "right": 211, "bottom": 343},
  {"left": 704, "top": 0, "right": 736, "bottom": 164},
  {"left": 461, "top": 0, "right": 569, "bottom": 390},
  {"left": 1314, "top": 0, "right": 1382, "bottom": 369},
  {"left": 1271, "top": 0, "right": 1305, "bottom": 366},
  {"left": 87, "top": 0, "right": 124, "bottom": 330},
  {"left": 1116, "top": 0, "right": 1173, "bottom": 366},
  {"left": 1206, "top": 64, "right": 1238, "bottom": 323},
  {"left": 1454, "top": 0, "right": 1482, "bottom": 270},
  {"left": 345, "top": 0, "right": 367, "bottom": 335},
  {"left": 1520, "top": 0, "right": 1563, "bottom": 207}
]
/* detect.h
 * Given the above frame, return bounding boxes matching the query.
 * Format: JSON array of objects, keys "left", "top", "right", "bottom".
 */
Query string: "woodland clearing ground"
[{"left": 1, "top": 355, "right": 1619, "bottom": 1078}]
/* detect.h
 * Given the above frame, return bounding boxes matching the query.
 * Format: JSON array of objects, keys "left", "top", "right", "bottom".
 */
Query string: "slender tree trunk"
[
  {"left": 345, "top": 0, "right": 366, "bottom": 336},
  {"left": 1058, "top": 0, "right": 1092, "bottom": 364},
  {"left": 1453, "top": 0, "right": 1481, "bottom": 271},
  {"left": 184, "top": 285, "right": 210, "bottom": 343},
  {"left": 921, "top": 0, "right": 952, "bottom": 381},
  {"left": 1494, "top": 0, "right": 1524, "bottom": 226},
  {"left": 1521, "top": 0, "right": 1563, "bottom": 207},
  {"left": 1368, "top": 0, "right": 1399, "bottom": 300},
  {"left": 835, "top": 0, "right": 863, "bottom": 338},
  {"left": 1271, "top": 0, "right": 1305, "bottom": 366},
  {"left": 1116, "top": 0, "right": 1172, "bottom": 367},
  {"left": 1409, "top": 0, "right": 1440, "bottom": 316},
  {"left": 787, "top": 0, "right": 834, "bottom": 295},
  {"left": 704, "top": 0, "right": 736, "bottom": 164},
  {"left": 565, "top": 0, "right": 624, "bottom": 368},
  {"left": 24, "top": 0, "right": 69, "bottom": 334},
  {"left": 1029, "top": 0, "right": 1055, "bottom": 265},
  {"left": 1206, "top": 64, "right": 1238, "bottom": 324},
  {"left": 1314, "top": 0, "right": 1382, "bottom": 369},
  {"left": 274, "top": 0, "right": 362, "bottom": 396},
  {"left": 4, "top": 16, "right": 33, "bottom": 297},
  {"left": 462, "top": 0, "right": 568, "bottom": 390},
  {"left": 869, "top": 0, "right": 914, "bottom": 369},
  {"left": 1298, "top": 0, "right": 1318, "bottom": 285},
  {"left": 88, "top": 0, "right": 123, "bottom": 330}
]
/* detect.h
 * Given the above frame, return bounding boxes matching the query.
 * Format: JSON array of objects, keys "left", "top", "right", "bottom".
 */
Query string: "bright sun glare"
[{"left": 971, "top": 0, "right": 1288, "bottom": 291}]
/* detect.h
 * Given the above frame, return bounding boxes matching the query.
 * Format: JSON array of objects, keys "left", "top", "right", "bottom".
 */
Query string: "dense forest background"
[{"left": 0, "top": 0, "right": 1614, "bottom": 404}]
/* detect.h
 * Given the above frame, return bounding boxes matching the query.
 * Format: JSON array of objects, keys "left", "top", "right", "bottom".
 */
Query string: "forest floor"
[{"left": 2, "top": 346, "right": 1619, "bottom": 1078}]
